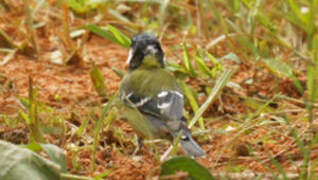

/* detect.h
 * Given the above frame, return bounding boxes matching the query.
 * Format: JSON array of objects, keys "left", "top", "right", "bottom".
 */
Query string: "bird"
[{"left": 119, "top": 33, "right": 205, "bottom": 157}]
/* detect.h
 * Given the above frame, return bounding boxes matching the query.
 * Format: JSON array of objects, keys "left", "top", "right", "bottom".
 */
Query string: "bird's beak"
[{"left": 126, "top": 48, "right": 134, "bottom": 65}]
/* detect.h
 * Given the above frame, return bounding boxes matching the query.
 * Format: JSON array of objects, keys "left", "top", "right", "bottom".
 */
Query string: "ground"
[{"left": 0, "top": 1, "right": 318, "bottom": 179}]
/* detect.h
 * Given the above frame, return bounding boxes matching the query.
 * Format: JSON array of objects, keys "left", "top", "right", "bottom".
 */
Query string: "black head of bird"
[
  {"left": 126, "top": 33, "right": 165, "bottom": 71},
  {"left": 120, "top": 33, "right": 205, "bottom": 157}
]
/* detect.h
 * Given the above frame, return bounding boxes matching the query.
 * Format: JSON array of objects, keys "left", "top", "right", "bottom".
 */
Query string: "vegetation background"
[{"left": 0, "top": 0, "right": 318, "bottom": 179}]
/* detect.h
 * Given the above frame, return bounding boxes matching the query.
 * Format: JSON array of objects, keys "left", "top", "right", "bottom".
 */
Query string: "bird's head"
[{"left": 126, "top": 33, "right": 164, "bottom": 71}]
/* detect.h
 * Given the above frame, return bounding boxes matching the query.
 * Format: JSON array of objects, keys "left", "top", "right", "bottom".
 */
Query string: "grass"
[{"left": 0, "top": 0, "right": 317, "bottom": 179}]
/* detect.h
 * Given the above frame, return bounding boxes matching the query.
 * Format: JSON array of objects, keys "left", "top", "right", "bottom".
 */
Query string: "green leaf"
[
  {"left": 161, "top": 156, "right": 214, "bottom": 180},
  {"left": 107, "top": 25, "right": 131, "bottom": 48},
  {"left": 86, "top": 24, "right": 118, "bottom": 43},
  {"left": 220, "top": 52, "right": 241, "bottom": 64},
  {"left": 23, "top": 142, "right": 67, "bottom": 173},
  {"left": 86, "top": 24, "right": 131, "bottom": 48},
  {"left": 90, "top": 63, "right": 107, "bottom": 97},
  {"left": 262, "top": 58, "right": 293, "bottom": 78},
  {"left": 23, "top": 142, "right": 43, "bottom": 152},
  {"left": 0, "top": 140, "right": 61, "bottom": 180},
  {"left": 41, "top": 144, "right": 67, "bottom": 173},
  {"left": 262, "top": 58, "right": 303, "bottom": 94}
]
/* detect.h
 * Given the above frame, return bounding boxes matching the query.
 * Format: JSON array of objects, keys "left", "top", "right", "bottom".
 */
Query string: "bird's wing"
[{"left": 121, "top": 90, "right": 184, "bottom": 124}]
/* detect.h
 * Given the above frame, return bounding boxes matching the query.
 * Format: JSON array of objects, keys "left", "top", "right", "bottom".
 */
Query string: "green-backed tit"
[{"left": 120, "top": 33, "right": 205, "bottom": 157}]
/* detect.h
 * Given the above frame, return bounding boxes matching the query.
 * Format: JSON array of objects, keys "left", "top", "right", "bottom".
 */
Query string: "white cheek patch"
[{"left": 126, "top": 48, "right": 134, "bottom": 64}]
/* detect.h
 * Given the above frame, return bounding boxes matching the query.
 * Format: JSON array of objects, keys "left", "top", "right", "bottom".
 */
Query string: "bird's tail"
[
  {"left": 169, "top": 117, "right": 205, "bottom": 157},
  {"left": 179, "top": 134, "right": 206, "bottom": 157}
]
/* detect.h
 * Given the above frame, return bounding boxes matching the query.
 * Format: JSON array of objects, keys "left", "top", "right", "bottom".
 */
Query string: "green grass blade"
[
  {"left": 112, "top": 67, "right": 125, "bottom": 79},
  {"left": 86, "top": 24, "right": 131, "bottom": 48},
  {"left": 182, "top": 43, "right": 196, "bottom": 76},
  {"left": 91, "top": 98, "right": 114, "bottom": 171},
  {"left": 236, "top": 36, "right": 259, "bottom": 57},
  {"left": 309, "top": 34, "right": 318, "bottom": 102},
  {"left": 158, "top": 0, "right": 170, "bottom": 27},
  {"left": 194, "top": 55, "right": 213, "bottom": 78},
  {"left": 290, "top": 128, "right": 310, "bottom": 179},
  {"left": 257, "top": 13, "right": 277, "bottom": 33},
  {"left": 28, "top": 77, "right": 46, "bottom": 143},
  {"left": 286, "top": 0, "right": 307, "bottom": 26},
  {"left": 206, "top": 52, "right": 224, "bottom": 77},
  {"left": 314, "top": 34, "right": 318, "bottom": 64},
  {"left": 107, "top": 25, "right": 131, "bottom": 48},
  {"left": 166, "top": 62, "right": 188, "bottom": 74},
  {"left": 206, "top": 52, "right": 218, "bottom": 65},
  {"left": 307, "top": 64, "right": 318, "bottom": 103},
  {"left": 86, "top": 24, "right": 117, "bottom": 43},
  {"left": 181, "top": 82, "right": 205, "bottom": 129},
  {"left": 90, "top": 63, "right": 107, "bottom": 97},
  {"left": 170, "top": 131, "right": 182, "bottom": 157},
  {"left": 76, "top": 115, "right": 90, "bottom": 137},
  {"left": 305, "top": 0, "right": 316, "bottom": 49},
  {"left": 269, "top": 154, "right": 288, "bottom": 180},
  {"left": 189, "top": 69, "right": 236, "bottom": 128}
]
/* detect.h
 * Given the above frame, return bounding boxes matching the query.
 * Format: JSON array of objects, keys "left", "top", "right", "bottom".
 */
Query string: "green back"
[
  {"left": 119, "top": 55, "right": 181, "bottom": 138},
  {"left": 120, "top": 55, "right": 181, "bottom": 97}
]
